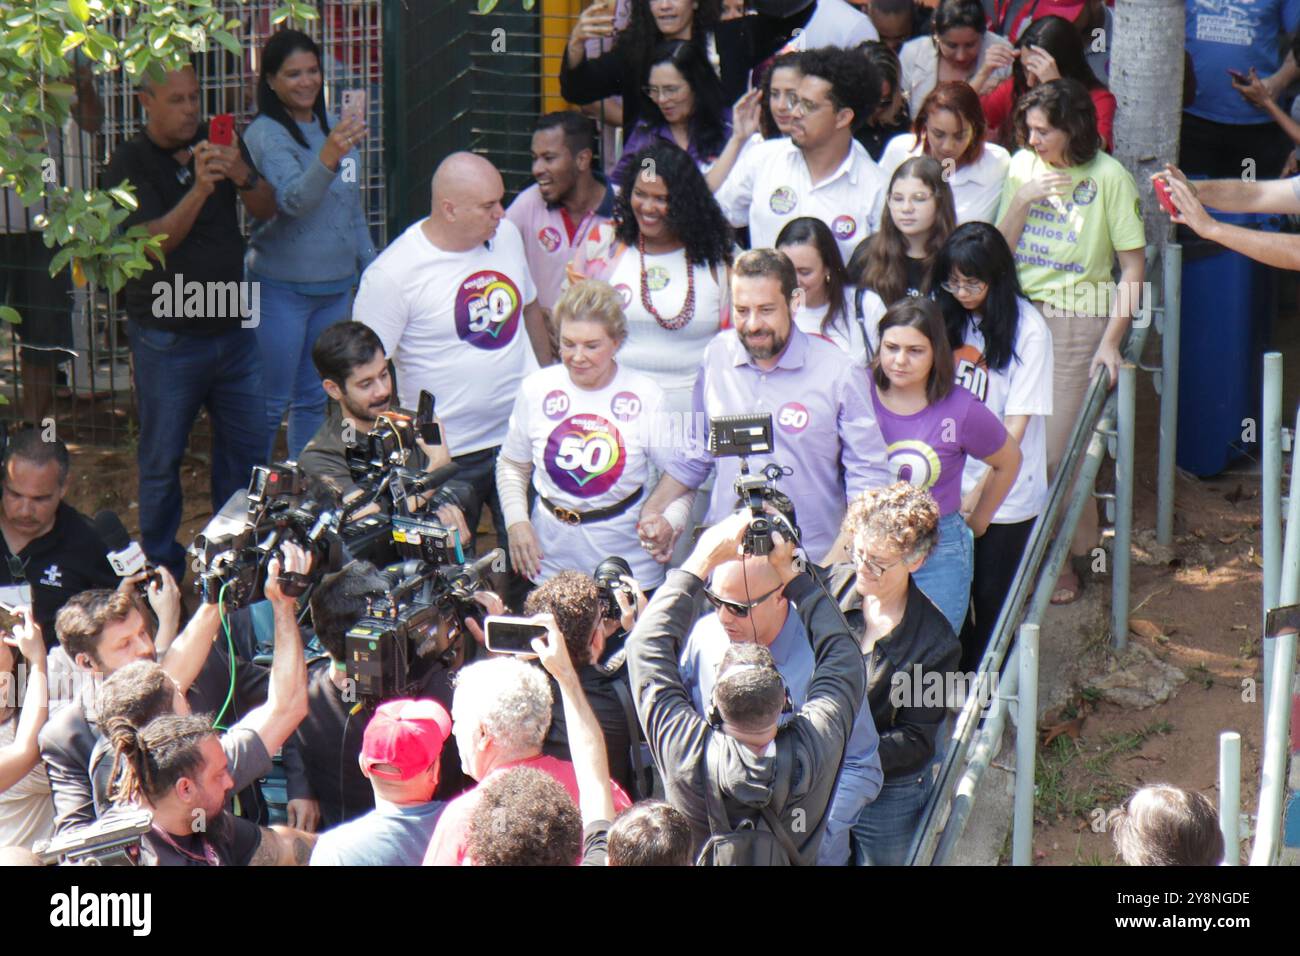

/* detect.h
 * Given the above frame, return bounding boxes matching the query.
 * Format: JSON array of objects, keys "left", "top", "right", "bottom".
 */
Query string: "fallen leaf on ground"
[
  {"left": 1130, "top": 618, "right": 1165, "bottom": 641},
  {"left": 1231, "top": 624, "right": 1248, "bottom": 631},
  {"left": 1218, "top": 533, "right": 1241, "bottom": 544},
  {"left": 1042, "top": 716, "right": 1085, "bottom": 746}
]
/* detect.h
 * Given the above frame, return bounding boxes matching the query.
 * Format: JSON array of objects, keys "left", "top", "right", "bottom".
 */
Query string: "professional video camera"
[
  {"left": 708, "top": 413, "right": 801, "bottom": 556},
  {"left": 345, "top": 547, "right": 504, "bottom": 705},
  {"left": 342, "top": 389, "right": 457, "bottom": 520},
  {"left": 34, "top": 807, "right": 153, "bottom": 866},
  {"left": 188, "top": 462, "right": 344, "bottom": 609}
]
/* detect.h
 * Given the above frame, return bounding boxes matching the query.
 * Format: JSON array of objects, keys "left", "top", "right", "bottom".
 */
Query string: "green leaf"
[
  {"left": 48, "top": 245, "right": 74, "bottom": 278},
  {"left": 60, "top": 32, "right": 87, "bottom": 55},
  {"left": 270, "top": 5, "right": 293, "bottom": 24},
  {"left": 107, "top": 185, "right": 138, "bottom": 210},
  {"left": 0, "top": 306, "right": 21, "bottom": 326},
  {"left": 69, "top": 0, "right": 91, "bottom": 21},
  {"left": 478, "top": 0, "right": 498, "bottom": 10},
  {"left": 211, "top": 29, "right": 241, "bottom": 57}
]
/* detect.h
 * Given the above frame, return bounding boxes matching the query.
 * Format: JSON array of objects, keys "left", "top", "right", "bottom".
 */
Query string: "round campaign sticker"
[
  {"left": 454, "top": 270, "right": 521, "bottom": 350},
  {"left": 645, "top": 266, "right": 670, "bottom": 292},
  {"left": 543, "top": 389, "right": 571, "bottom": 420},
  {"left": 610, "top": 391, "right": 643, "bottom": 421},
  {"left": 538, "top": 226, "right": 562, "bottom": 253},
  {"left": 776, "top": 401, "right": 810, "bottom": 434},
  {"left": 831, "top": 215, "right": 857, "bottom": 241},
  {"left": 886, "top": 439, "right": 942, "bottom": 489},
  {"left": 613, "top": 283, "right": 634, "bottom": 308},
  {"left": 769, "top": 186, "right": 797, "bottom": 214},
  {"left": 1072, "top": 178, "right": 1098, "bottom": 206},
  {"left": 544, "top": 414, "right": 626, "bottom": 498}
]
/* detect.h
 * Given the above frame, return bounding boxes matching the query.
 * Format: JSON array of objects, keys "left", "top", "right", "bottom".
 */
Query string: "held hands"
[
  {"left": 636, "top": 513, "right": 677, "bottom": 564},
  {"left": 507, "top": 521, "right": 543, "bottom": 581}
]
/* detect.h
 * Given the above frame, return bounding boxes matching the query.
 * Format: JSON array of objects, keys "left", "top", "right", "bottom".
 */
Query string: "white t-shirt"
[
  {"left": 878, "top": 135, "right": 1011, "bottom": 225},
  {"left": 500, "top": 363, "right": 671, "bottom": 586},
  {"left": 956, "top": 297, "right": 1053, "bottom": 523},
  {"left": 791, "top": 0, "right": 879, "bottom": 49},
  {"left": 715, "top": 137, "right": 887, "bottom": 263},
  {"left": 794, "top": 289, "right": 868, "bottom": 367},
  {"left": 355, "top": 219, "right": 539, "bottom": 455},
  {"left": 0, "top": 714, "right": 54, "bottom": 851},
  {"left": 607, "top": 246, "right": 724, "bottom": 417}
]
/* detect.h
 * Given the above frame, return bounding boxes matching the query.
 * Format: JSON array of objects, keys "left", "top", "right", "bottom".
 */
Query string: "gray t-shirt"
[{"left": 309, "top": 799, "right": 445, "bottom": 866}]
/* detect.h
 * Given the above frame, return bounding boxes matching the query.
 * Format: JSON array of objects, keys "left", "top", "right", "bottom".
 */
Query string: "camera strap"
[
  {"left": 538, "top": 486, "right": 643, "bottom": 527},
  {"left": 611, "top": 676, "right": 653, "bottom": 800}
]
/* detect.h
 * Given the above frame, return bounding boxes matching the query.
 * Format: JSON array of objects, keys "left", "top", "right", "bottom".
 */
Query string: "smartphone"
[
  {"left": 209, "top": 113, "right": 234, "bottom": 147},
  {"left": 483, "top": 616, "right": 548, "bottom": 655},
  {"left": 416, "top": 390, "right": 441, "bottom": 445},
  {"left": 340, "top": 89, "right": 366, "bottom": 125},
  {"left": 1153, "top": 177, "right": 1178, "bottom": 216},
  {"left": 1227, "top": 69, "right": 1249, "bottom": 84}
]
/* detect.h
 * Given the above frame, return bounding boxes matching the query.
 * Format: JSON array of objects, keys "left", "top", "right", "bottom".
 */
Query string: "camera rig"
[{"left": 708, "top": 413, "right": 801, "bottom": 556}]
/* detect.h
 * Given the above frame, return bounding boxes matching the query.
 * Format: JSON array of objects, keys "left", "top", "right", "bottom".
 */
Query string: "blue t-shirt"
[
  {"left": 1185, "top": 0, "right": 1300, "bottom": 124},
  {"left": 309, "top": 799, "right": 445, "bottom": 866}
]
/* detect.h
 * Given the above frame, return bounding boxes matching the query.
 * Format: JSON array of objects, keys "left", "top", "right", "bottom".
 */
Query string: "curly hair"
[
  {"left": 614, "top": 141, "right": 734, "bottom": 269},
  {"left": 618, "top": 0, "right": 722, "bottom": 113},
  {"left": 1111, "top": 785, "right": 1224, "bottom": 866},
  {"left": 1012, "top": 78, "right": 1101, "bottom": 166},
  {"left": 452, "top": 657, "right": 553, "bottom": 762},
  {"left": 639, "top": 40, "right": 730, "bottom": 162},
  {"left": 467, "top": 767, "right": 581, "bottom": 866},
  {"left": 797, "top": 46, "right": 881, "bottom": 131},
  {"left": 841, "top": 482, "right": 942, "bottom": 565},
  {"left": 609, "top": 800, "right": 693, "bottom": 866},
  {"left": 524, "top": 571, "right": 602, "bottom": 667}
]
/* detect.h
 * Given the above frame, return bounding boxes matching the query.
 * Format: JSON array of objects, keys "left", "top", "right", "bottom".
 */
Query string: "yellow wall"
[{"left": 541, "top": 0, "right": 582, "bottom": 112}]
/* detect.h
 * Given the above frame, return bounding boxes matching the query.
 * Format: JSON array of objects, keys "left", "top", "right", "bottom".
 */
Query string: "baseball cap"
[{"left": 359, "top": 698, "right": 452, "bottom": 781}]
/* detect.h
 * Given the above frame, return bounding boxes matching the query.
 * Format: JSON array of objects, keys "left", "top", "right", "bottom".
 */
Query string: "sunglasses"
[{"left": 703, "top": 584, "right": 782, "bottom": 617}]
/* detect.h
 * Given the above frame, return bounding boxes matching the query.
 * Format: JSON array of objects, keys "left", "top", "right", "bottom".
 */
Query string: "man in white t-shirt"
[
  {"left": 714, "top": 46, "right": 888, "bottom": 261},
  {"left": 354, "top": 152, "right": 553, "bottom": 554}
]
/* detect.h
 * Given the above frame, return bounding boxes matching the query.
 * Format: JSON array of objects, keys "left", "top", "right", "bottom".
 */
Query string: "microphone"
[{"left": 93, "top": 511, "right": 154, "bottom": 581}]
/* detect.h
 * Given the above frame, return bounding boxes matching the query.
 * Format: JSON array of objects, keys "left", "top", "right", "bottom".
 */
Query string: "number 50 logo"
[{"left": 777, "top": 402, "right": 809, "bottom": 434}]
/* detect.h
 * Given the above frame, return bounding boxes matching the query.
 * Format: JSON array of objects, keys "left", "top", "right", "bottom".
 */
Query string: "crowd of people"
[{"left": 4, "top": 0, "right": 1284, "bottom": 865}]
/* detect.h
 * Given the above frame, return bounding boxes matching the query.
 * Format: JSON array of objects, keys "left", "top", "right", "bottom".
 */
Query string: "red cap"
[{"left": 359, "top": 699, "right": 452, "bottom": 781}]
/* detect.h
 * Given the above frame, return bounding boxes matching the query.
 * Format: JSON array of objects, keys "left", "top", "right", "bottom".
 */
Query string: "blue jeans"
[
  {"left": 251, "top": 280, "right": 351, "bottom": 459},
  {"left": 852, "top": 773, "right": 929, "bottom": 866},
  {"left": 912, "top": 510, "right": 974, "bottom": 635},
  {"left": 129, "top": 322, "right": 268, "bottom": 577}
]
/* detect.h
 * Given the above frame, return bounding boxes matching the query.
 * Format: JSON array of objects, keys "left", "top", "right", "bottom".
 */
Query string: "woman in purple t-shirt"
[{"left": 869, "top": 297, "right": 1022, "bottom": 632}]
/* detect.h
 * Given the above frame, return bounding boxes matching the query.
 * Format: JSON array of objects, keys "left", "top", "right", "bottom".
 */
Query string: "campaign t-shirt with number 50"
[
  {"left": 355, "top": 219, "right": 539, "bottom": 455},
  {"left": 500, "top": 362, "right": 672, "bottom": 585}
]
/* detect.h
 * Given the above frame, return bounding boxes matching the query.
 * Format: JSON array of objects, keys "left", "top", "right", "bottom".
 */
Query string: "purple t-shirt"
[{"left": 870, "top": 379, "right": 1007, "bottom": 515}]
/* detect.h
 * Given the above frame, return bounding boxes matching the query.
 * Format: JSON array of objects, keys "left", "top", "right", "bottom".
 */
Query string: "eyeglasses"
[
  {"left": 703, "top": 585, "right": 782, "bottom": 617},
  {"left": 791, "top": 97, "right": 829, "bottom": 116},
  {"left": 850, "top": 547, "right": 905, "bottom": 578},
  {"left": 643, "top": 84, "right": 686, "bottom": 101},
  {"left": 940, "top": 279, "right": 988, "bottom": 295}
]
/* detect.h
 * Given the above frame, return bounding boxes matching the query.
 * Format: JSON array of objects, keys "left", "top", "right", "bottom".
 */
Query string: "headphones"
[{"left": 706, "top": 662, "right": 795, "bottom": 728}]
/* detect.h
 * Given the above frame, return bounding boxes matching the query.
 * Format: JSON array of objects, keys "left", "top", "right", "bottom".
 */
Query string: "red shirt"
[
  {"left": 421, "top": 753, "right": 633, "bottom": 865},
  {"left": 981, "top": 78, "right": 1116, "bottom": 153}
]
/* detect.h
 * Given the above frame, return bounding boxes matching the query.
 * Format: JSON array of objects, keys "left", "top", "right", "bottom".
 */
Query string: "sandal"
[{"left": 1050, "top": 566, "right": 1083, "bottom": 605}]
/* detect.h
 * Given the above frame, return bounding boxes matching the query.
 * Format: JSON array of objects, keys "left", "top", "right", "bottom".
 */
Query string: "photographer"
[
  {"left": 627, "top": 510, "right": 866, "bottom": 863},
  {"left": 0, "top": 609, "right": 49, "bottom": 850},
  {"left": 523, "top": 571, "right": 644, "bottom": 795},
  {"left": 299, "top": 320, "right": 475, "bottom": 542},
  {"left": 282, "top": 559, "right": 472, "bottom": 832}
]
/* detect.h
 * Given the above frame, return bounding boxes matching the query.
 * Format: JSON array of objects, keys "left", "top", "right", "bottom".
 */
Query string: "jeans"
[
  {"left": 912, "top": 510, "right": 974, "bottom": 635},
  {"left": 852, "top": 773, "right": 929, "bottom": 866},
  {"left": 129, "top": 321, "right": 268, "bottom": 577},
  {"left": 251, "top": 280, "right": 351, "bottom": 459}
]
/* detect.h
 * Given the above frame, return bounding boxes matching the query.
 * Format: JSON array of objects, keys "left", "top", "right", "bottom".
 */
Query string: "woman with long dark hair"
[
  {"left": 933, "top": 222, "right": 1052, "bottom": 669},
  {"left": 243, "top": 29, "right": 376, "bottom": 458},
  {"left": 850, "top": 156, "right": 956, "bottom": 354},
  {"left": 758, "top": 51, "right": 803, "bottom": 140},
  {"left": 568, "top": 141, "right": 733, "bottom": 417},
  {"left": 997, "top": 79, "right": 1144, "bottom": 604},
  {"left": 898, "top": 0, "right": 1011, "bottom": 106},
  {"left": 562, "top": 0, "right": 722, "bottom": 136},
  {"left": 868, "top": 297, "right": 1021, "bottom": 633},
  {"left": 612, "top": 40, "right": 733, "bottom": 186},
  {"left": 775, "top": 217, "right": 864, "bottom": 365},
  {"left": 854, "top": 41, "right": 912, "bottom": 162},
  {"left": 880, "top": 81, "right": 1009, "bottom": 224},
  {"left": 979, "top": 15, "right": 1116, "bottom": 151}
]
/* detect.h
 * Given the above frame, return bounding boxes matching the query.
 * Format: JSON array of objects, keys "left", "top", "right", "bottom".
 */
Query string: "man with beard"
[
  {"left": 506, "top": 112, "right": 615, "bottom": 318},
  {"left": 636, "top": 249, "right": 889, "bottom": 564},
  {"left": 298, "top": 321, "right": 475, "bottom": 541}
]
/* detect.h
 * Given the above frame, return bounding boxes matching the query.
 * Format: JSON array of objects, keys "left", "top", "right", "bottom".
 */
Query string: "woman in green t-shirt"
[{"left": 995, "top": 79, "right": 1145, "bottom": 605}]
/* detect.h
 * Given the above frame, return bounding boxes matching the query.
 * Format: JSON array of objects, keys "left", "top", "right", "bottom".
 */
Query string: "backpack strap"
[
  {"left": 702, "top": 735, "right": 737, "bottom": 836},
  {"left": 611, "top": 676, "right": 653, "bottom": 800},
  {"left": 702, "top": 732, "right": 807, "bottom": 865}
]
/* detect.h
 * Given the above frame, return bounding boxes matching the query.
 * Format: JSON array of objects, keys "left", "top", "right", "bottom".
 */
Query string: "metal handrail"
[{"left": 907, "top": 245, "right": 1163, "bottom": 865}]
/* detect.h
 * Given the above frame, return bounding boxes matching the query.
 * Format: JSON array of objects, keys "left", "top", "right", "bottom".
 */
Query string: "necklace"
[{"left": 638, "top": 234, "right": 695, "bottom": 331}]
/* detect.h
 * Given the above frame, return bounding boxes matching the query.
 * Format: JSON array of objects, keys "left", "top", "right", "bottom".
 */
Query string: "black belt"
[{"left": 539, "top": 487, "right": 643, "bottom": 526}]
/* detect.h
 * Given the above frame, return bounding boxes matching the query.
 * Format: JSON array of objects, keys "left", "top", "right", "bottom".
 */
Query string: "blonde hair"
[
  {"left": 842, "top": 482, "right": 941, "bottom": 564},
  {"left": 554, "top": 279, "right": 628, "bottom": 345}
]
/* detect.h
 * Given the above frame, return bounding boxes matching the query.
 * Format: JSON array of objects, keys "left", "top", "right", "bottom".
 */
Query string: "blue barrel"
[{"left": 1176, "top": 211, "right": 1281, "bottom": 477}]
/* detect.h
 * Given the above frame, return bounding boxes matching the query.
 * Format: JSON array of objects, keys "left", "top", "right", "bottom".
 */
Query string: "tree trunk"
[{"left": 1110, "top": 0, "right": 1186, "bottom": 247}]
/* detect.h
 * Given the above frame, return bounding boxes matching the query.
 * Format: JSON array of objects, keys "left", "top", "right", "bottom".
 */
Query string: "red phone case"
[
  {"left": 209, "top": 114, "right": 234, "bottom": 147},
  {"left": 1154, "top": 178, "right": 1177, "bottom": 216}
]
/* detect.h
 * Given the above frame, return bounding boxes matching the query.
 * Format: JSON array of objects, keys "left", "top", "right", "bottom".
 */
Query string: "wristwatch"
[{"left": 237, "top": 170, "right": 261, "bottom": 191}]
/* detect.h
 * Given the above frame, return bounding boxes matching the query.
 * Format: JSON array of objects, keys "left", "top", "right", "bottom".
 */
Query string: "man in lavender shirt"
[{"left": 638, "top": 248, "right": 890, "bottom": 565}]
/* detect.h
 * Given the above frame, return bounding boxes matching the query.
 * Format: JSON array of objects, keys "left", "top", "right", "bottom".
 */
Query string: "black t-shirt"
[
  {"left": 101, "top": 122, "right": 251, "bottom": 335},
  {"left": 904, "top": 256, "right": 928, "bottom": 298},
  {"left": 140, "top": 809, "right": 262, "bottom": 866},
  {"left": 283, "top": 659, "right": 471, "bottom": 829},
  {"left": 855, "top": 111, "right": 913, "bottom": 163},
  {"left": 0, "top": 503, "right": 118, "bottom": 648},
  {"left": 541, "top": 665, "right": 635, "bottom": 796}
]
